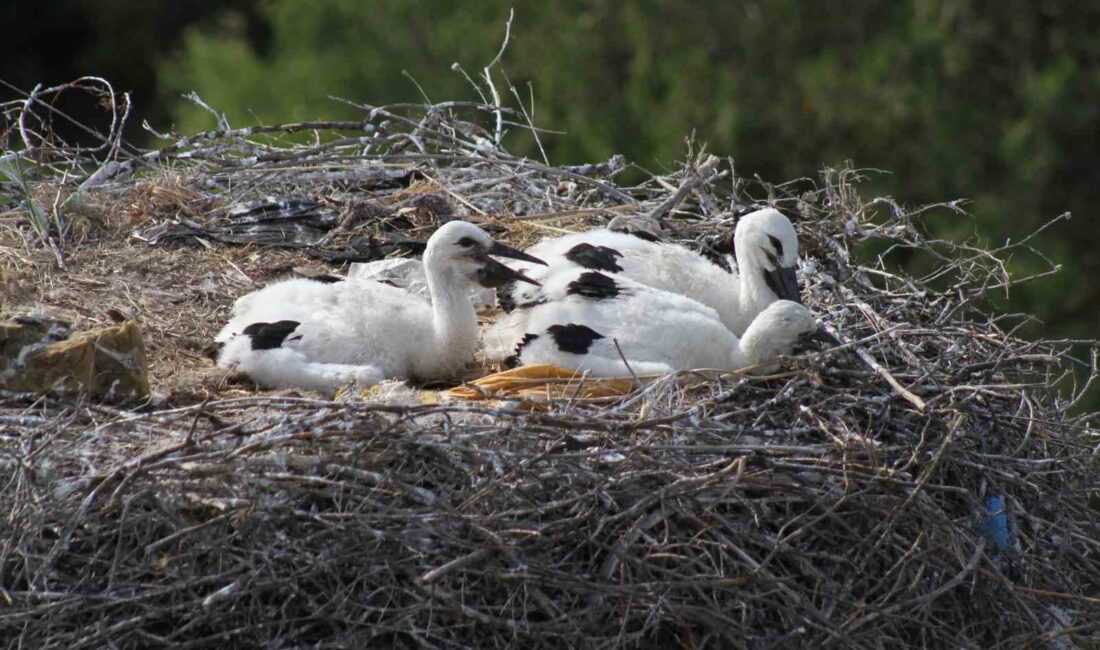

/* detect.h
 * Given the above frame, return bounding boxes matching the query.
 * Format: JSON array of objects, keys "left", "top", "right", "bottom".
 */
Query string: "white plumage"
[
  {"left": 346, "top": 257, "right": 498, "bottom": 308},
  {"left": 485, "top": 207, "right": 802, "bottom": 361},
  {"left": 507, "top": 270, "right": 823, "bottom": 377},
  {"left": 215, "top": 220, "right": 544, "bottom": 393}
]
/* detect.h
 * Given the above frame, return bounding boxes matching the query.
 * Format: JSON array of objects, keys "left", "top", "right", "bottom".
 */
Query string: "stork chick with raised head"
[
  {"left": 485, "top": 207, "right": 802, "bottom": 361},
  {"left": 215, "top": 221, "right": 546, "bottom": 393},
  {"left": 504, "top": 269, "right": 830, "bottom": 377}
]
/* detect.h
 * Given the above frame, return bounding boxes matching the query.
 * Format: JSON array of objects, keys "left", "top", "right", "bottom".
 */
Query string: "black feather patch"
[
  {"left": 733, "top": 202, "right": 768, "bottom": 218},
  {"left": 519, "top": 298, "right": 548, "bottom": 310},
  {"left": 625, "top": 229, "right": 661, "bottom": 243},
  {"left": 564, "top": 243, "right": 623, "bottom": 273},
  {"left": 566, "top": 271, "right": 623, "bottom": 300},
  {"left": 310, "top": 274, "right": 344, "bottom": 284},
  {"left": 504, "top": 332, "right": 540, "bottom": 369},
  {"left": 547, "top": 323, "right": 605, "bottom": 354},
  {"left": 495, "top": 280, "right": 518, "bottom": 312},
  {"left": 496, "top": 281, "right": 546, "bottom": 312},
  {"left": 697, "top": 231, "right": 735, "bottom": 272},
  {"left": 243, "top": 320, "right": 302, "bottom": 350}
]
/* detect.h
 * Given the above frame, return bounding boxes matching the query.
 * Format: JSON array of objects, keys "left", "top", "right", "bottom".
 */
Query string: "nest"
[{"left": 1, "top": 79, "right": 1098, "bottom": 649}]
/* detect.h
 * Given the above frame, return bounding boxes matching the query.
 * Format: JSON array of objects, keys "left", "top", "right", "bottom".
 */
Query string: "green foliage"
[
  {"left": 161, "top": 0, "right": 1099, "bottom": 347},
  {"left": 0, "top": 159, "right": 64, "bottom": 248}
]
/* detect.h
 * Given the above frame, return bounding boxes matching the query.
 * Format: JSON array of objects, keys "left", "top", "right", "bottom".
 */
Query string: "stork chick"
[
  {"left": 485, "top": 208, "right": 802, "bottom": 361},
  {"left": 505, "top": 270, "right": 829, "bottom": 377},
  {"left": 215, "top": 221, "right": 545, "bottom": 393}
]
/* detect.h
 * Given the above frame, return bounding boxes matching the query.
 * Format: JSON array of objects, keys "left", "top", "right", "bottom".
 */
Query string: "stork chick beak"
[
  {"left": 763, "top": 266, "right": 802, "bottom": 303},
  {"left": 471, "top": 240, "right": 546, "bottom": 287},
  {"left": 486, "top": 240, "right": 548, "bottom": 266},
  {"left": 804, "top": 326, "right": 841, "bottom": 347},
  {"left": 477, "top": 257, "right": 542, "bottom": 288}
]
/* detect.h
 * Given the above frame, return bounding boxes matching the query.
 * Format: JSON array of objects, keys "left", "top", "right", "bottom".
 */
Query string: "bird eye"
[
  {"left": 456, "top": 236, "right": 477, "bottom": 248},
  {"left": 762, "top": 246, "right": 778, "bottom": 266},
  {"left": 767, "top": 234, "right": 784, "bottom": 258}
]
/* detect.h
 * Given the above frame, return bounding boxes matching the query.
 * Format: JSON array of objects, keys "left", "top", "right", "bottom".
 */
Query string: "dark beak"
[
  {"left": 487, "top": 240, "right": 548, "bottom": 266},
  {"left": 202, "top": 340, "right": 225, "bottom": 361},
  {"left": 763, "top": 265, "right": 801, "bottom": 303},
  {"left": 476, "top": 257, "right": 542, "bottom": 288},
  {"left": 798, "top": 326, "right": 841, "bottom": 350},
  {"left": 810, "top": 327, "right": 841, "bottom": 346}
]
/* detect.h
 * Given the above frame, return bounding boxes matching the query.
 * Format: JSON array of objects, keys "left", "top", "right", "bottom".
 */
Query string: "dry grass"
[{"left": 0, "top": 81, "right": 1097, "bottom": 649}]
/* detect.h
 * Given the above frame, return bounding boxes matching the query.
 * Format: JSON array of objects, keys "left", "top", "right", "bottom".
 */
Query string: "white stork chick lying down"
[
  {"left": 503, "top": 270, "right": 832, "bottom": 377},
  {"left": 214, "top": 221, "right": 546, "bottom": 393},
  {"left": 484, "top": 208, "right": 802, "bottom": 361}
]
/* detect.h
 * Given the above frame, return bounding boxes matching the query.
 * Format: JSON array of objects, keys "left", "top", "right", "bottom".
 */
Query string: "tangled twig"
[{"left": 0, "top": 81, "right": 1096, "bottom": 649}]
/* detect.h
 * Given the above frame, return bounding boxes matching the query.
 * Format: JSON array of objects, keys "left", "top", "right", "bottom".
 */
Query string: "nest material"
[
  {"left": 1, "top": 84, "right": 1098, "bottom": 649},
  {"left": 0, "top": 318, "right": 149, "bottom": 400}
]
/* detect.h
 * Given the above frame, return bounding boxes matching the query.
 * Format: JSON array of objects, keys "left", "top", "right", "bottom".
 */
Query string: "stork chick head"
[
  {"left": 743, "top": 299, "right": 822, "bottom": 363},
  {"left": 425, "top": 220, "right": 547, "bottom": 287},
  {"left": 735, "top": 208, "right": 801, "bottom": 303}
]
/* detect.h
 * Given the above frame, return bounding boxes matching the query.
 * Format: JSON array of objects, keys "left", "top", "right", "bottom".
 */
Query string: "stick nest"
[{"left": 1, "top": 81, "right": 1097, "bottom": 648}]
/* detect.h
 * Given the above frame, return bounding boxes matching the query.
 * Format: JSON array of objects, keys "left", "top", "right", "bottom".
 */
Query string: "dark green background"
[{"left": 3, "top": 0, "right": 1097, "bottom": 399}]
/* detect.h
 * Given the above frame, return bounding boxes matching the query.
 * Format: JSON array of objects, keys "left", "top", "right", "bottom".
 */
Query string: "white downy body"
[
  {"left": 512, "top": 270, "right": 819, "bottom": 377},
  {"left": 216, "top": 221, "right": 537, "bottom": 393},
  {"left": 485, "top": 208, "right": 801, "bottom": 361}
]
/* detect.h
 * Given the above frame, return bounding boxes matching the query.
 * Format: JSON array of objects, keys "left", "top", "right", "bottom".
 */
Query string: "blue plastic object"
[{"left": 977, "top": 495, "right": 1011, "bottom": 551}]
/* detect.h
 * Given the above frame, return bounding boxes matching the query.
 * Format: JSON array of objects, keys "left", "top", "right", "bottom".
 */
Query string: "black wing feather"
[{"left": 243, "top": 320, "right": 302, "bottom": 350}]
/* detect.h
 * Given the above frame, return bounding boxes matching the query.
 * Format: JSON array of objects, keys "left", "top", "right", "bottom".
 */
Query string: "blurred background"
[{"left": 2, "top": 0, "right": 1097, "bottom": 390}]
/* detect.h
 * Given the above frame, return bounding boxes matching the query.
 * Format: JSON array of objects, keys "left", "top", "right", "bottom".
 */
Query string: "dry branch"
[{"left": 0, "top": 80, "right": 1097, "bottom": 649}]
